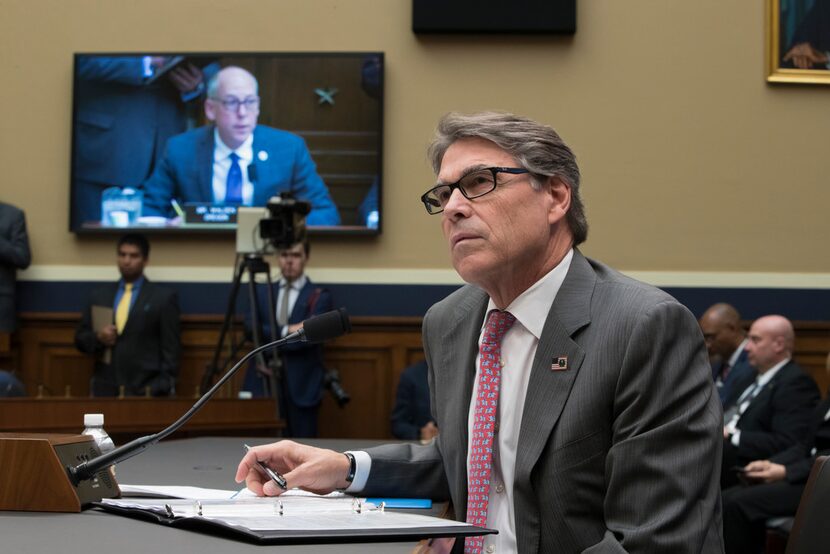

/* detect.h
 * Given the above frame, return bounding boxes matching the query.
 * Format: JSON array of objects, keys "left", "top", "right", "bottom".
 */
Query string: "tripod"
[{"left": 201, "top": 253, "right": 285, "bottom": 432}]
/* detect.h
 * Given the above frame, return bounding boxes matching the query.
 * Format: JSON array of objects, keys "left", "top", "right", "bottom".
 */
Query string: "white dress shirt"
[
  {"left": 347, "top": 249, "right": 574, "bottom": 554},
  {"left": 212, "top": 130, "right": 255, "bottom": 205},
  {"left": 275, "top": 274, "right": 307, "bottom": 336}
]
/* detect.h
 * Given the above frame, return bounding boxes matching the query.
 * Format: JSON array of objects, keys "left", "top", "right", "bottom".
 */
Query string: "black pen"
[{"left": 244, "top": 444, "right": 287, "bottom": 490}]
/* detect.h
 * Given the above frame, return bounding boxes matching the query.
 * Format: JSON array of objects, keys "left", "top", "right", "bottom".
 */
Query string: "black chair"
[{"left": 783, "top": 456, "right": 830, "bottom": 554}]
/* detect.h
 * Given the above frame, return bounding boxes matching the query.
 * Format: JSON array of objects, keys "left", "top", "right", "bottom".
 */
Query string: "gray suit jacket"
[{"left": 363, "top": 250, "right": 723, "bottom": 553}]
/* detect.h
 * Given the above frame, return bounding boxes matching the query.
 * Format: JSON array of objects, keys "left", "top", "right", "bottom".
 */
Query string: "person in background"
[
  {"left": 722, "top": 350, "right": 830, "bottom": 554},
  {"left": 236, "top": 111, "right": 723, "bottom": 553},
  {"left": 391, "top": 359, "right": 437, "bottom": 441},
  {"left": 142, "top": 66, "right": 340, "bottom": 226},
  {"left": 75, "top": 234, "right": 180, "bottom": 396},
  {"left": 243, "top": 240, "right": 333, "bottom": 438},
  {"left": 699, "top": 303, "right": 757, "bottom": 410},
  {"left": 0, "top": 202, "right": 31, "bottom": 333},
  {"left": 721, "top": 315, "right": 819, "bottom": 488},
  {"left": 72, "top": 55, "right": 210, "bottom": 227}
]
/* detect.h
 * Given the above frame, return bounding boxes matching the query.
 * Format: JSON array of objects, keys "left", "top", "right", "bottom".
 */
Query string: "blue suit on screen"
[{"left": 141, "top": 125, "right": 341, "bottom": 226}]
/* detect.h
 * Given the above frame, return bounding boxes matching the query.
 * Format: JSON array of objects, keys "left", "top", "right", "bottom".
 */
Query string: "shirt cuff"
[
  {"left": 343, "top": 450, "right": 371, "bottom": 493},
  {"left": 731, "top": 430, "right": 741, "bottom": 447}
]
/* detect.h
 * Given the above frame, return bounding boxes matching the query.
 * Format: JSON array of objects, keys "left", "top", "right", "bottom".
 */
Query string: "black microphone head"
[
  {"left": 247, "top": 162, "right": 258, "bottom": 183},
  {"left": 302, "top": 308, "right": 351, "bottom": 343}
]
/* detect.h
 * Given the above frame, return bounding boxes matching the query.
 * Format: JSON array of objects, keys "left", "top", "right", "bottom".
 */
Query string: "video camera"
[{"left": 259, "top": 193, "right": 312, "bottom": 250}]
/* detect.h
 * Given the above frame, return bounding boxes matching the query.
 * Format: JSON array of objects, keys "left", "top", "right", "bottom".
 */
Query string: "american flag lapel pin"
[{"left": 551, "top": 356, "right": 568, "bottom": 371}]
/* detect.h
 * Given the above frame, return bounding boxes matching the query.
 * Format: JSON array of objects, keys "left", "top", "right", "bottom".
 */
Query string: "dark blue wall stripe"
[{"left": 16, "top": 281, "right": 830, "bottom": 321}]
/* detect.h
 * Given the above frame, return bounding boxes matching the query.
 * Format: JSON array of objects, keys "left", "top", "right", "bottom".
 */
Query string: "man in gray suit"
[{"left": 237, "top": 112, "right": 723, "bottom": 553}]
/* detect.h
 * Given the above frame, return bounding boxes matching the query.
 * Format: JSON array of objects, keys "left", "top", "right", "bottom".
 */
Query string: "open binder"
[{"left": 95, "top": 496, "right": 495, "bottom": 545}]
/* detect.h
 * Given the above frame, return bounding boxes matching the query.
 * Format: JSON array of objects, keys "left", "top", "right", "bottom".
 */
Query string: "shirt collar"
[
  {"left": 729, "top": 338, "right": 749, "bottom": 367},
  {"left": 119, "top": 275, "right": 144, "bottom": 291},
  {"left": 483, "top": 248, "right": 574, "bottom": 340},
  {"left": 214, "top": 128, "right": 254, "bottom": 163},
  {"left": 756, "top": 358, "right": 790, "bottom": 388},
  {"left": 280, "top": 274, "right": 307, "bottom": 291}
]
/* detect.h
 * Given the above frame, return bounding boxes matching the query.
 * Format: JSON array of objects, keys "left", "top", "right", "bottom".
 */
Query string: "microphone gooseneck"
[{"left": 67, "top": 308, "right": 351, "bottom": 485}]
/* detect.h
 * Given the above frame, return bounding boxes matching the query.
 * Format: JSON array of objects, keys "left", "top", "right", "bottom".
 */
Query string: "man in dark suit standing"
[
  {"left": 243, "top": 240, "right": 332, "bottom": 437},
  {"left": 699, "top": 303, "right": 757, "bottom": 409},
  {"left": 142, "top": 66, "right": 340, "bottom": 226},
  {"left": 0, "top": 202, "right": 31, "bottom": 332},
  {"left": 75, "top": 234, "right": 181, "bottom": 397},
  {"left": 237, "top": 112, "right": 723, "bottom": 553},
  {"left": 721, "top": 315, "right": 819, "bottom": 488}
]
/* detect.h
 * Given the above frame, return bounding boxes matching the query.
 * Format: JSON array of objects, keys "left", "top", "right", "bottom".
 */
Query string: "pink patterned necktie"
[{"left": 465, "top": 309, "right": 516, "bottom": 553}]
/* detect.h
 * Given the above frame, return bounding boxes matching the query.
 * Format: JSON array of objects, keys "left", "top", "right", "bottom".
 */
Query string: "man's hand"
[
  {"left": 96, "top": 324, "right": 117, "bottom": 346},
  {"left": 420, "top": 421, "right": 439, "bottom": 442},
  {"left": 167, "top": 63, "right": 203, "bottom": 93},
  {"left": 783, "top": 42, "right": 829, "bottom": 69},
  {"left": 235, "top": 440, "right": 352, "bottom": 496},
  {"left": 743, "top": 460, "right": 787, "bottom": 483}
]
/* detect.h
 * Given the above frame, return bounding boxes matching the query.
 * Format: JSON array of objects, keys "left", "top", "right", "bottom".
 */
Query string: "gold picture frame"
[{"left": 767, "top": 0, "right": 830, "bottom": 84}]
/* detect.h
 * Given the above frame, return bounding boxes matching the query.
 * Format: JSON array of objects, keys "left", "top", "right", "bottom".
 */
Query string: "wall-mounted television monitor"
[{"left": 70, "top": 52, "right": 383, "bottom": 236}]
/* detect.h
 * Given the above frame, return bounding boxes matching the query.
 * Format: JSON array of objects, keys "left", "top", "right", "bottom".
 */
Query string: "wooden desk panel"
[{"left": 0, "top": 398, "right": 280, "bottom": 442}]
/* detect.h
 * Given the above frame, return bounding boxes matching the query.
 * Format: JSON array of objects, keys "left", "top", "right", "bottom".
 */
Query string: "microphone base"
[{"left": 0, "top": 433, "right": 120, "bottom": 512}]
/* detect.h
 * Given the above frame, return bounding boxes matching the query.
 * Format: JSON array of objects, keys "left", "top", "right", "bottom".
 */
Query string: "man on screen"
[
  {"left": 236, "top": 112, "right": 723, "bottom": 553},
  {"left": 142, "top": 66, "right": 340, "bottom": 226}
]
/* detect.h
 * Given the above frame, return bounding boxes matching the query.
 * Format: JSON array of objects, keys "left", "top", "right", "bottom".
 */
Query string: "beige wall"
[{"left": 2, "top": 0, "right": 828, "bottom": 278}]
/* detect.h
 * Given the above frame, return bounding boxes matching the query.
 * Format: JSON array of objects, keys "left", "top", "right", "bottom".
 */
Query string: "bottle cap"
[{"left": 84, "top": 413, "right": 104, "bottom": 426}]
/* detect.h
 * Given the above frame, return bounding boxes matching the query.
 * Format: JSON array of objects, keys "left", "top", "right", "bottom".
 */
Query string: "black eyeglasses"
[
  {"left": 420, "top": 167, "right": 530, "bottom": 215},
  {"left": 213, "top": 96, "right": 260, "bottom": 112}
]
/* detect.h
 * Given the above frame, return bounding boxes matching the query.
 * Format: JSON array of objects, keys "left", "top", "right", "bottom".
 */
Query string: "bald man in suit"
[{"left": 237, "top": 112, "right": 723, "bottom": 553}]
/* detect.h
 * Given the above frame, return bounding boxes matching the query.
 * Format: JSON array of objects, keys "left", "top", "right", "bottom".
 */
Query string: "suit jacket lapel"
[
  {"left": 513, "top": 250, "right": 592, "bottom": 546},
  {"left": 198, "top": 127, "right": 214, "bottom": 202},
  {"left": 251, "top": 128, "right": 273, "bottom": 206}
]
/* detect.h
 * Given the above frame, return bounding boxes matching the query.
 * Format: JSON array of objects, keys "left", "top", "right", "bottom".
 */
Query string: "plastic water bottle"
[
  {"left": 83, "top": 413, "right": 116, "bottom": 478},
  {"left": 82, "top": 413, "right": 115, "bottom": 455}
]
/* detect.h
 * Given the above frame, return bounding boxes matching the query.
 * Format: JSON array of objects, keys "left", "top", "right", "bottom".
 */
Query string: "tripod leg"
[
  {"left": 201, "top": 255, "right": 245, "bottom": 394},
  {"left": 263, "top": 267, "right": 285, "bottom": 436}
]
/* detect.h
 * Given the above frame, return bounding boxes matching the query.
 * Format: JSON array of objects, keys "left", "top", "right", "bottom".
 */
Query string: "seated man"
[
  {"left": 722, "top": 350, "right": 830, "bottom": 554},
  {"left": 698, "top": 303, "right": 756, "bottom": 409},
  {"left": 390, "top": 359, "right": 438, "bottom": 441},
  {"left": 142, "top": 66, "right": 340, "bottom": 226},
  {"left": 721, "top": 315, "right": 819, "bottom": 488},
  {"left": 75, "top": 234, "right": 181, "bottom": 396}
]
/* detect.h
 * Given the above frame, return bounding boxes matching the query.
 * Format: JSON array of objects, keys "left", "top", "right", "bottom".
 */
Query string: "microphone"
[
  {"left": 247, "top": 162, "right": 258, "bottom": 183},
  {"left": 68, "top": 307, "right": 351, "bottom": 485}
]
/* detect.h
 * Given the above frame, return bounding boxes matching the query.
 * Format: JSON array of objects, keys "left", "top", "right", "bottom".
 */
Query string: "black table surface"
[{"left": 1, "top": 436, "right": 437, "bottom": 553}]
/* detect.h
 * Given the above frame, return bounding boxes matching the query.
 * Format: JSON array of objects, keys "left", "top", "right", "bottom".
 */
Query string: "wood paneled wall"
[
  {"left": 3, "top": 313, "right": 424, "bottom": 440},
  {"left": 3, "top": 315, "right": 829, "bottom": 440}
]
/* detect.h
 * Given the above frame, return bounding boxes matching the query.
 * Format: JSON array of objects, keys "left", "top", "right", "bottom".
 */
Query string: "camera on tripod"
[
  {"left": 259, "top": 193, "right": 312, "bottom": 250},
  {"left": 236, "top": 193, "right": 312, "bottom": 255},
  {"left": 324, "top": 369, "right": 350, "bottom": 408}
]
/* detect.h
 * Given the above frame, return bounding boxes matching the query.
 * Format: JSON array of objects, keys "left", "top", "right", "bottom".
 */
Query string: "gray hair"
[
  {"left": 206, "top": 66, "right": 259, "bottom": 99},
  {"left": 427, "top": 111, "right": 588, "bottom": 246}
]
